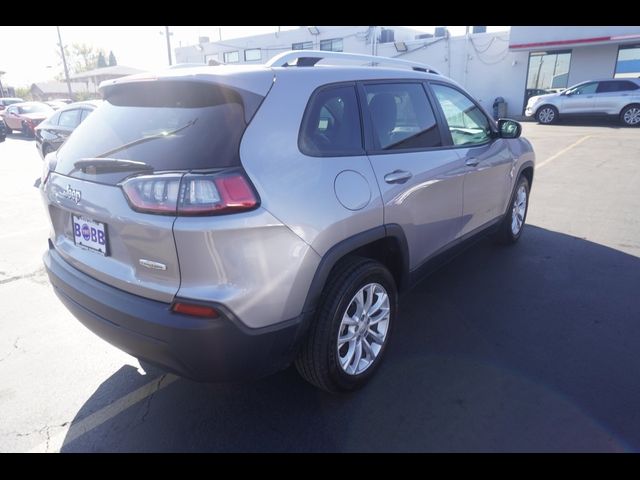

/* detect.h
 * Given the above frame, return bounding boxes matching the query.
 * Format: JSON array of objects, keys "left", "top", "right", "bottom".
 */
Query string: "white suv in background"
[{"left": 525, "top": 78, "right": 640, "bottom": 126}]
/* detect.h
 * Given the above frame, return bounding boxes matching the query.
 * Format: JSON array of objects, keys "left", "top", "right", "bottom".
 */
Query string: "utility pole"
[
  {"left": 56, "top": 26, "right": 73, "bottom": 99},
  {"left": 463, "top": 26, "right": 470, "bottom": 87},
  {"left": 164, "top": 26, "right": 173, "bottom": 66}
]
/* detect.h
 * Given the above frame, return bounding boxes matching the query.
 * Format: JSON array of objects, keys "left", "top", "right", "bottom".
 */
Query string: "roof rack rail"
[{"left": 266, "top": 50, "right": 441, "bottom": 75}]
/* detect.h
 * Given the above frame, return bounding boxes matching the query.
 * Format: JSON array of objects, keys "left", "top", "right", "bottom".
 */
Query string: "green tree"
[
  {"left": 15, "top": 87, "right": 32, "bottom": 101},
  {"left": 97, "top": 51, "right": 107, "bottom": 68},
  {"left": 108, "top": 51, "right": 117, "bottom": 66},
  {"left": 55, "top": 43, "right": 107, "bottom": 75}
]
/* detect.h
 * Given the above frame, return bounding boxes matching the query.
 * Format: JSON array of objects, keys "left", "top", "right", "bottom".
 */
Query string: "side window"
[
  {"left": 363, "top": 83, "right": 442, "bottom": 151},
  {"left": 80, "top": 109, "right": 93, "bottom": 123},
  {"left": 299, "top": 85, "right": 363, "bottom": 156},
  {"left": 596, "top": 81, "right": 621, "bottom": 93},
  {"left": 431, "top": 84, "right": 492, "bottom": 146},
  {"left": 6, "top": 106, "right": 16, "bottom": 115},
  {"left": 58, "top": 109, "right": 81, "bottom": 129},
  {"left": 619, "top": 81, "right": 639, "bottom": 91},
  {"left": 48, "top": 112, "right": 61, "bottom": 126},
  {"left": 574, "top": 83, "right": 598, "bottom": 95}
]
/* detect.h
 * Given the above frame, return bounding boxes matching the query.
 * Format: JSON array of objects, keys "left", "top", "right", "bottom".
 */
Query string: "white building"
[
  {"left": 176, "top": 26, "right": 640, "bottom": 117},
  {"left": 175, "top": 26, "right": 426, "bottom": 65}
]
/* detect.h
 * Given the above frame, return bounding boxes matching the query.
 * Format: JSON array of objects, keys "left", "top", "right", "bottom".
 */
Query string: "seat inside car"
[{"left": 368, "top": 92, "right": 397, "bottom": 148}]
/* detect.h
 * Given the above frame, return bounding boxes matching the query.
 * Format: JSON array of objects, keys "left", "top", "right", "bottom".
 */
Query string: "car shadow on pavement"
[{"left": 59, "top": 225, "right": 640, "bottom": 452}]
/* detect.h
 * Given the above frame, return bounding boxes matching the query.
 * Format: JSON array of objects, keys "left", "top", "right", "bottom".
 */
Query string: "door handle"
[
  {"left": 384, "top": 170, "right": 413, "bottom": 184},
  {"left": 465, "top": 157, "right": 480, "bottom": 167}
]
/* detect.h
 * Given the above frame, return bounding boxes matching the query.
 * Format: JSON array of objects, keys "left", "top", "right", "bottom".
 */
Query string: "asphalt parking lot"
[{"left": 1, "top": 119, "right": 639, "bottom": 452}]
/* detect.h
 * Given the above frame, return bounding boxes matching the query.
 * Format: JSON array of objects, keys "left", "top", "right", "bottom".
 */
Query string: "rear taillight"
[
  {"left": 41, "top": 153, "right": 57, "bottom": 186},
  {"left": 120, "top": 170, "right": 259, "bottom": 216}
]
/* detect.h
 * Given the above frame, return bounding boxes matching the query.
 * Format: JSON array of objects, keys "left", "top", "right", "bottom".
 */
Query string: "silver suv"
[
  {"left": 525, "top": 78, "right": 640, "bottom": 126},
  {"left": 41, "top": 51, "right": 535, "bottom": 392}
]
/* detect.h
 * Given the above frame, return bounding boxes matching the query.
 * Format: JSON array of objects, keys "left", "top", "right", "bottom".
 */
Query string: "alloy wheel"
[
  {"left": 538, "top": 107, "right": 555, "bottom": 124},
  {"left": 337, "top": 283, "right": 390, "bottom": 376},
  {"left": 511, "top": 184, "right": 527, "bottom": 235},
  {"left": 623, "top": 107, "right": 640, "bottom": 126}
]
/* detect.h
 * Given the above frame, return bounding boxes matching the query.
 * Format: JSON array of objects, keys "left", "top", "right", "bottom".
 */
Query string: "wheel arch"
[
  {"left": 620, "top": 102, "right": 640, "bottom": 116},
  {"left": 519, "top": 162, "right": 534, "bottom": 188},
  {"left": 302, "top": 225, "right": 410, "bottom": 315}
]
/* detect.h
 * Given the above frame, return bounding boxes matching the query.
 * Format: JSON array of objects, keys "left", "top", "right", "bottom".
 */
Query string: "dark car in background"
[
  {"left": 0, "top": 102, "right": 54, "bottom": 137},
  {"left": 0, "top": 117, "right": 6, "bottom": 142},
  {"left": 34, "top": 100, "right": 100, "bottom": 158},
  {"left": 0, "top": 97, "right": 24, "bottom": 110}
]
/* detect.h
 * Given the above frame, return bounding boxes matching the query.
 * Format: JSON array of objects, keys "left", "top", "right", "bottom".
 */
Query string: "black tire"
[
  {"left": 494, "top": 175, "right": 530, "bottom": 245},
  {"left": 536, "top": 105, "right": 558, "bottom": 125},
  {"left": 21, "top": 121, "right": 33, "bottom": 137},
  {"left": 620, "top": 104, "right": 640, "bottom": 127},
  {"left": 295, "top": 257, "right": 397, "bottom": 393}
]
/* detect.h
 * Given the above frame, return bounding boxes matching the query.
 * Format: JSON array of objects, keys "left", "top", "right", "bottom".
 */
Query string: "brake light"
[
  {"left": 171, "top": 302, "right": 219, "bottom": 318},
  {"left": 41, "top": 153, "right": 57, "bottom": 186},
  {"left": 120, "top": 170, "right": 259, "bottom": 216}
]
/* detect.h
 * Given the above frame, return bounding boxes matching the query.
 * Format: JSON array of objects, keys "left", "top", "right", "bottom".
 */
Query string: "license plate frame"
[{"left": 71, "top": 215, "right": 109, "bottom": 256}]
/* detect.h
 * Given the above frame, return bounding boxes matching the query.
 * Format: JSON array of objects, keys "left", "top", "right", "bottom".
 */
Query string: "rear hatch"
[{"left": 41, "top": 74, "right": 271, "bottom": 302}]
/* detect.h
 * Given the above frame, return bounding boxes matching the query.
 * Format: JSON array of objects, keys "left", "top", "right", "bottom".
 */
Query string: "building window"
[
  {"left": 292, "top": 41, "right": 313, "bottom": 50},
  {"left": 244, "top": 49, "right": 261, "bottom": 62},
  {"left": 615, "top": 44, "right": 640, "bottom": 79},
  {"left": 526, "top": 50, "right": 572, "bottom": 90},
  {"left": 223, "top": 51, "right": 239, "bottom": 63},
  {"left": 524, "top": 50, "right": 572, "bottom": 112},
  {"left": 319, "top": 38, "right": 343, "bottom": 52}
]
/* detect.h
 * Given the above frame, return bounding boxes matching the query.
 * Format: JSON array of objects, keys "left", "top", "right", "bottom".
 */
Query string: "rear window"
[{"left": 55, "top": 81, "right": 263, "bottom": 183}]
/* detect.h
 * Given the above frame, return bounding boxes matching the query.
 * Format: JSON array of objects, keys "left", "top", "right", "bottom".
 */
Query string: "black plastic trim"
[
  {"left": 301, "top": 225, "right": 410, "bottom": 314},
  {"left": 44, "top": 247, "right": 303, "bottom": 382}
]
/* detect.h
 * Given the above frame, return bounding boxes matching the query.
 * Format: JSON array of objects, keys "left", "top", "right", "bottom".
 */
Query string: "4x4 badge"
[{"left": 59, "top": 185, "right": 81, "bottom": 204}]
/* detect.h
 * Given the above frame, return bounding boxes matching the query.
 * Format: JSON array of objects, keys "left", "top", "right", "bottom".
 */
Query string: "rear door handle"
[
  {"left": 465, "top": 157, "right": 480, "bottom": 167},
  {"left": 384, "top": 170, "right": 413, "bottom": 184}
]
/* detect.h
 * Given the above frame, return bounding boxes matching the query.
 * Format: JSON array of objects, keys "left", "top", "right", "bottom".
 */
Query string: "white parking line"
[
  {"left": 537, "top": 135, "right": 593, "bottom": 169},
  {"left": 27, "top": 373, "right": 178, "bottom": 453}
]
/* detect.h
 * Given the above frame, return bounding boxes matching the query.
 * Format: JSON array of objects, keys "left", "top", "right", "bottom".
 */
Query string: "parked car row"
[
  {"left": 0, "top": 97, "right": 25, "bottom": 110},
  {"left": 0, "top": 99, "right": 100, "bottom": 153}
]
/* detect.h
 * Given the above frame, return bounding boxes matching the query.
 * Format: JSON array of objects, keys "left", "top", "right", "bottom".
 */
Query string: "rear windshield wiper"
[
  {"left": 73, "top": 158, "right": 155, "bottom": 173},
  {"left": 93, "top": 119, "right": 198, "bottom": 159}
]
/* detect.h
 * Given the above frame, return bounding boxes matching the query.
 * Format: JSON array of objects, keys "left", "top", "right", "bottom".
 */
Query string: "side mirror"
[{"left": 497, "top": 119, "right": 521, "bottom": 139}]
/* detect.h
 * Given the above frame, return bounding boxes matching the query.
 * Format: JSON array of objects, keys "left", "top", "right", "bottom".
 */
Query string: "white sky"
[{"left": 0, "top": 26, "right": 509, "bottom": 87}]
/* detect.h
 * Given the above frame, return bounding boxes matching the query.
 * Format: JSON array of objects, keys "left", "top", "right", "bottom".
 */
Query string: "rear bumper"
[{"left": 44, "top": 247, "right": 306, "bottom": 382}]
